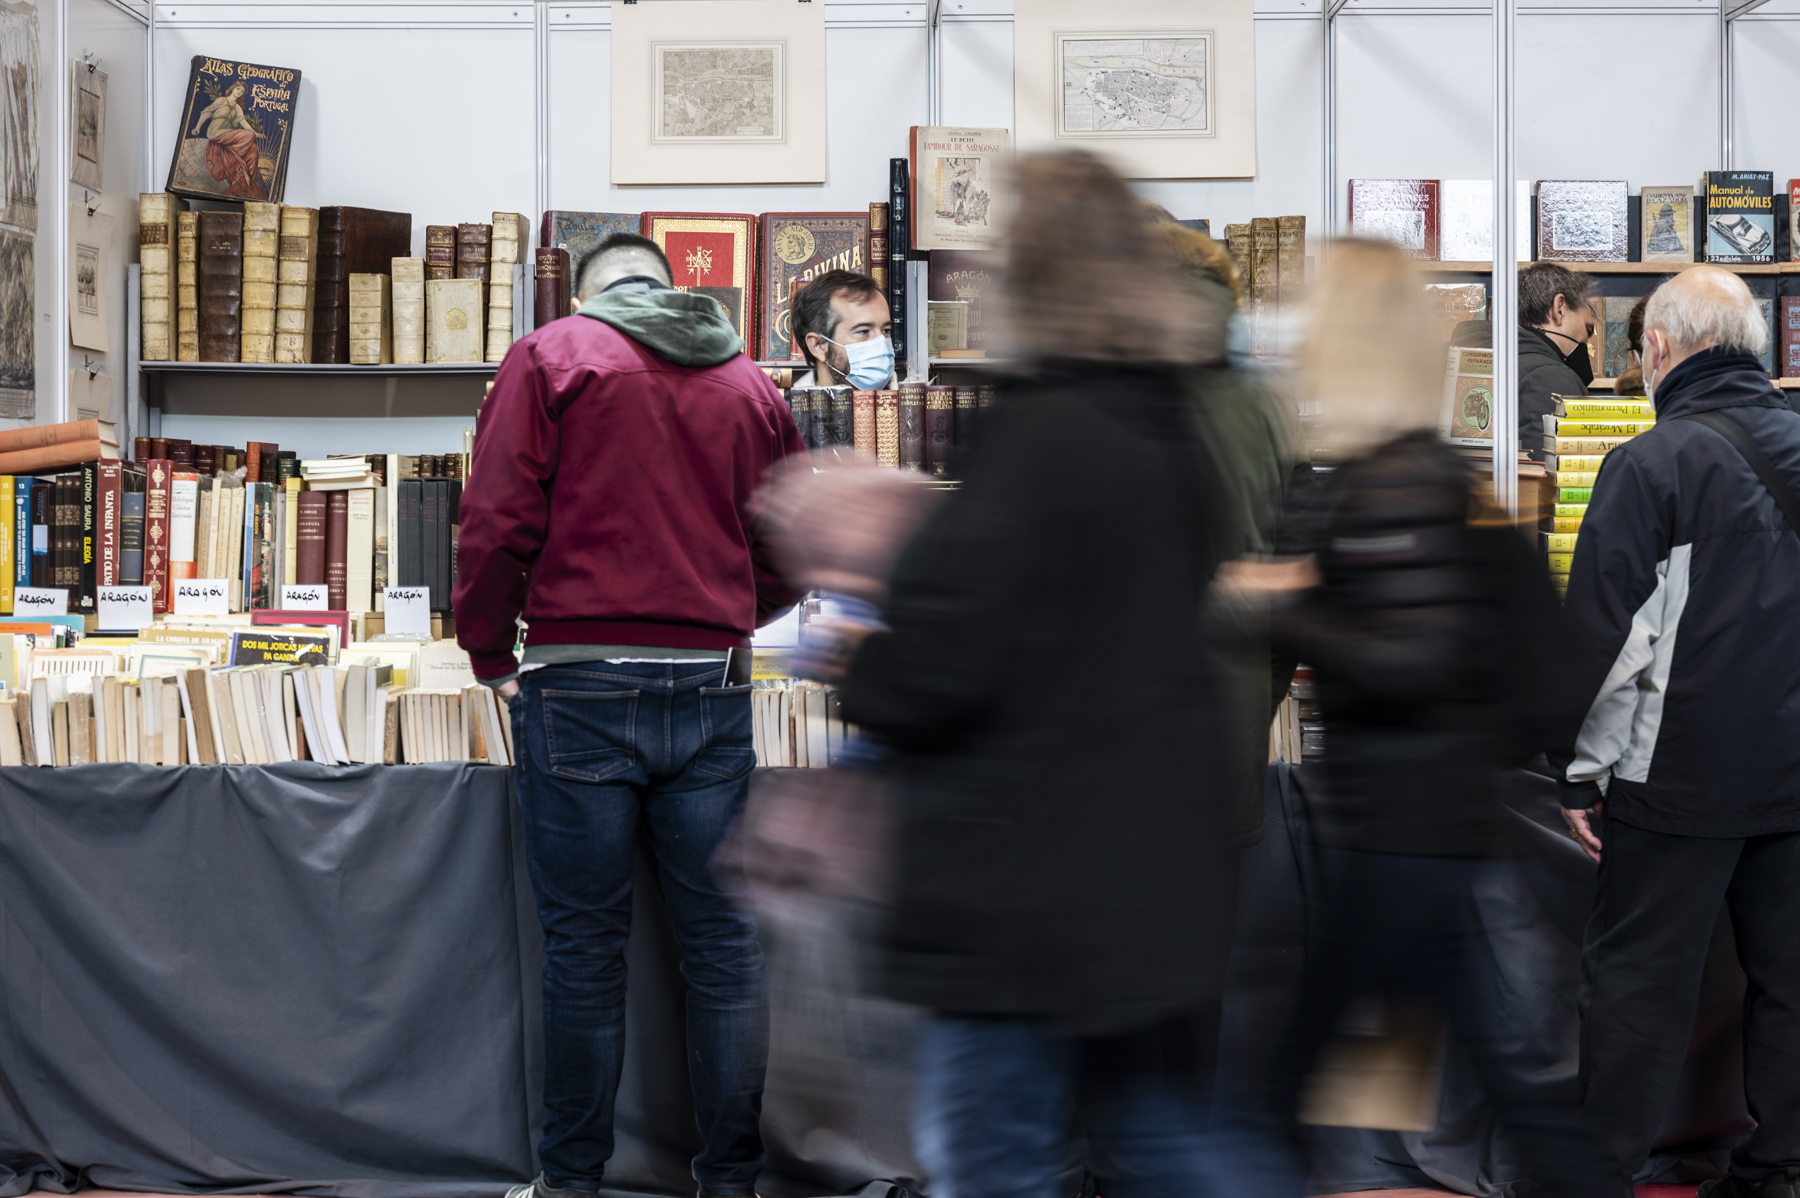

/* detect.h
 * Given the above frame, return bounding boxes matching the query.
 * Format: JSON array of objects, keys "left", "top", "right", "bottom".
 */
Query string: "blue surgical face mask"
[{"left": 825, "top": 335, "right": 895, "bottom": 390}]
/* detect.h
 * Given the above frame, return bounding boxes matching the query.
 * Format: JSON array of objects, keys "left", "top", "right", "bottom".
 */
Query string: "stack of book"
[
  {"left": 751, "top": 678, "right": 856, "bottom": 768},
  {"left": 787, "top": 381, "right": 993, "bottom": 476},
  {"left": 1541, "top": 394, "right": 1656, "bottom": 593}
]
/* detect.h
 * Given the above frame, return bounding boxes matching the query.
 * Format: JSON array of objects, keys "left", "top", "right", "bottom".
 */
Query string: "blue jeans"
[
  {"left": 914, "top": 1013, "right": 1219, "bottom": 1198},
  {"left": 511, "top": 661, "right": 768, "bottom": 1194}
]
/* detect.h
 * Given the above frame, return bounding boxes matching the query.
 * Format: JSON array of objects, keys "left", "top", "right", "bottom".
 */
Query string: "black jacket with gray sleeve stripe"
[{"left": 1549, "top": 347, "right": 1800, "bottom": 836}]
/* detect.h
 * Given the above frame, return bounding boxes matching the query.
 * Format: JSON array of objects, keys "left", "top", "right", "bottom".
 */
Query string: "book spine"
[
  {"left": 29, "top": 482, "right": 46, "bottom": 588},
  {"left": 1225, "top": 224, "right": 1250, "bottom": 290},
  {"left": 1276, "top": 216, "right": 1306, "bottom": 319},
  {"left": 252, "top": 483, "right": 275, "bottom": 609},
  {"left": 54, "top": 475, "right": 75, "bottom": 596},
  {"left": 924, "top": 386, "right": 954, "bottom": 477},
  {"left": 12, "top": 481, "right": 27, "bottom": 592},
  {"left": 295, "top": 490, "right": 327, "bottom": 586},
  {"left": 1784, "top": 296, "right": 1800, "bottom": 378},
  {"left": 138, "top": 193, "right": 177, "bottom": 361},
  {"left": 424, "top": 224, "right": 456, "bottom": 281},
  {"left": 869, "top": 202, "right": 889, "bottom": 293},
  {"left": 421, "top": 480, "right": 443, "bottom": 610},
  {"left": 78, "top": 462, "right": 97, "bottom": 614},
  {"left": 488, "top": 213, "right": 524, "bottom": 362},
  {"left": 120, "top": 486, "right": 143, "bottom": 586},
  {"left": 197, "top": 210, "right": 244, "bottom": 363},
  {"left": 398, "top": 478, "right": 422, "bottom": 589},
  {"left": 825, "top": 386, "right": 855, "bottom": 449},
  {"left": 1249, "top": 217, "right": 1278, "bottom": 356},
  {"left": 0, "top": 475, "right": 11, "bottom": 612},
  {"left": 898, "top": 384, "right": 925, "bottom": 471},
  {"left": 392, "top": 257, "right": 426, "bottom": 365},
  {"left": 240, "top": 201, "right": 280, "bottom": 363},
  {"left": 312, "top": 207, "right": 346, "bottom": 363},
  {"left": 176, "top": 211, "right": 199, "bottom": 362},
  {"left": 325, "top": 490, "right": 349, "bottom": 610},
  {"left": 346, "top": 487, "right": 375, "bottom": 614},
  {"left": 875, "top": 390, "right": 900, "bottom": 468},
  {"left": 852, "top": 390, "right": 877, "bottom": 458},
  {"left": 168, "top": 473, "right": 199, "bottom": 591},
  {"left": 953, "top": 386, "right": 979, "bottom": 453},
  {"left": 889, "top": 159, "right": 909, "bottom": 378},
  {"left": 145, "top": 460, "right": 172, "bottom": 612},
  {"left": 275, "top": 205, "right": 320, "bottom": 364},
  {"left": 348, "top": 273, "right": 392, "bottom": 365},
  {"left": 535, "top": 248, "right": 570, "bottom": 327}
]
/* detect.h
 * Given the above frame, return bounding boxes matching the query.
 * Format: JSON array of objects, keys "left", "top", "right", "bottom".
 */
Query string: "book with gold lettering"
[
  {"left": 197, "top": 209, "right": 243, "bottom": 363},
  {"left": 165, "top": 56, "right": 301, "bottom": 203},
  {"left": 425, "top": 278, "right": 484, "bottom": 363},
  {"left": 756, "top": 213, "right": 869, "bottom": 362},
  {"left": 641, "top": 213, "right": 757, "bottom": 344},
  {"left": 487, "top": 212, "right": 527, "bottom": 362},
  {"left": 139, "top": 193, "right": 184, "bottom": 361},
  {"left": 274, "top": 205, "right": 319, "bottom": 362},
  {"left": 175, "top": 210, "right": 199, "bottom": 361}
]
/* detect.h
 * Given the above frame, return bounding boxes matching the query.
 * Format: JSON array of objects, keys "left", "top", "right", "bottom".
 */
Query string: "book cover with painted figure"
[{"left": 165, "top": 56, "right": 300, "bottom": 203}]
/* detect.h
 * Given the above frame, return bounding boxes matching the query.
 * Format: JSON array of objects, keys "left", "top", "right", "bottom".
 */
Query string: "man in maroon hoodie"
[{"left": 455, "top": 233, "right": 804, "bottom": 1198}]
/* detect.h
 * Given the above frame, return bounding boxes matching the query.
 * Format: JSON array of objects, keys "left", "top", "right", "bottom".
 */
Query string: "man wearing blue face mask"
[{"left": 791, "top": 270, "right": 896, "bottom": 390}]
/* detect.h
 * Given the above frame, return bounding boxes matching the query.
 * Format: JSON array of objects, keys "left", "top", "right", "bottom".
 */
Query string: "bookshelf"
[
  {"left": 1591, "top": 376, "right": 1800, "bottom": 391},
  {"left": 1419, "top": 260, "right": 1796, "bottom": 276},
  {"left": 139, "top": 362, "right": 499, "bottom": 377}
]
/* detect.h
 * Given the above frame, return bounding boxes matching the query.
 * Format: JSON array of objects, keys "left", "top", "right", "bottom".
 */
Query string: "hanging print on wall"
[
  {"left": 0, "top": 0, "right": 41, "bottom": 230},
  {"left": 166, "top": 55, "right": 301, "bottom": 203}
]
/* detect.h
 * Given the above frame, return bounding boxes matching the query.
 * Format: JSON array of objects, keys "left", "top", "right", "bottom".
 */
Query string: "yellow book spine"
[
  {"left": 0, "top": 475, "right": 12, "bottom": 613},
  {"left": 1554, "top": 503, "right": 1588, "bottom": 518},
  {"left": 1548, "top": 552, "right": 1574, "bottom": 573},
  {"left": 1550, "top": 419, "right": 1655, "bottom": 437},
  {"left": 1550, "top": 454, "right": 1608, "bottom": 473},
  {"left": 1556, "top": 401, "right": 1655, "bottom": 419},
  {"left": 1552, "top": 517, "right": 1583, "bottom": 534},
  {"left": 1546, "top": 437, "right": 1636, "bottom": 455},
  {"left": 1543, "top": 532, "right": 1579, "bottom": 553},
  {"left": 1553, "top": 472, "right": 1599, "bottom": 489}
]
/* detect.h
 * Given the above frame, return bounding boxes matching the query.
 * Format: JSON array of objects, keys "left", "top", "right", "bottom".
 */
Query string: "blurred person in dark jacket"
[
  {"left": 1248, "top": 239, "right": 1597, "bottom": 1198},
  {"left": 813, "top": 149, "right": 1240, "bottom": 1198},
  {"left": 1151, "top": 216, "right": 1311, "bottom": 845}
]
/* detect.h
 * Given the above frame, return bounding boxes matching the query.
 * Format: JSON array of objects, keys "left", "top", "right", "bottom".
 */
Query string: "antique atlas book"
[
  {"left": 1701, "top": 171, "right": 1775, "bottom": 264},
  {"left": 165, "top": 56, "right": 300, "bottom": 203},
  {"left": 908, "top": 126, "right": 1007, "bottom": 252},
  {"left": 1534, "top": 181, "right": 1628, "bottom": 262},
  {"left": 1348, "top": 179, "right": 1441, "bottom": 260},
  {"left": 756, "top": 213, "right": 869, "bottom": 362},
  {"left": 1640, "top": 186, "right": 1694, "bottom": 263},
  {"left": 641, "top": 213, "right": 758, "bottom": 343}
]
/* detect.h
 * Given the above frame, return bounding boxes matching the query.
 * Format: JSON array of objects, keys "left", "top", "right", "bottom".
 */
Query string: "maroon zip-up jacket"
[{"left": 454, "top": 311, "right": 805, "bottom": 682}]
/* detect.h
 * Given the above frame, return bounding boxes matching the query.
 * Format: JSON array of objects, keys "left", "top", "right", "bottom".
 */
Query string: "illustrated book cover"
[
  {"left": 165, "top": 56, "right": 300, "bottom": 203},
  {"left": 1640, "top": 186, "right": 1693, "bottom": 263},
  {"left": 1440, "top": 345, "right": 1494, "bottom": 448},
  {"left": 1534, "top": 180, "right": 1628, "bottom": 263},
  {"left": 756, "top": 212, "right": 868, "bottom": 362},
  {"left": 908, "top": 126, "right": 1007, "bottom": 251},
  {"left": 1702, "top": 171, "right": 1774, "bottom": 264},
  {"left": 928, "top": 250, "right": 998, "bottom": 357},
  {"left": 641, "top": 213, "right": 757, "bottom": 343},
  {"left": 1348, "top": 179, "right": 1440, "bottom": 260}
]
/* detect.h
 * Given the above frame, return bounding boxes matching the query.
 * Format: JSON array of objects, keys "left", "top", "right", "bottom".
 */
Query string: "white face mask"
[{"left": 1642, "top": 333, "right": 1661, "bottom": 412}]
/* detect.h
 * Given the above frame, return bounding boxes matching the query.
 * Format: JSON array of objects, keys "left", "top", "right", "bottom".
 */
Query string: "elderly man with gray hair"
[{"left": 1546, "top": 265, "right": 1800, "bottom": 1198}]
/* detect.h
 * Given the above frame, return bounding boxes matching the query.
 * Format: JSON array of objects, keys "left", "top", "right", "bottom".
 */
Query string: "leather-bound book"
[
  {"left": 275, "top": 205, "right": 320, "bottom": 363},
  {"left": 426, "top": 278, "right": 485, "bottom": 363},
  {"left": 245, "top": 439, "right": 265, "bottom": 484},
  {"left": 640, "top": 212, "right": 758, "bottom": 342},
  {"left": 262, "top": 445, "right": 281, "bottom": 482},
  {"left": 824, "top": 385, "right": 855, "bottom": 450},
  {"left": 420, "top": 479, "right": 443, "bottom": 610},
  {"left": 888, "top": 160, "right": 909, "bottom": 376},
  {"left": 1276, "top": 216, "right": 1306, "bottom": 316},
  {"left": 875, "top": 389, "right": 900, "bottom": 468},
  {"left": 176, "top": 211, "right": 199, "bottom": 361},
  {"left": 424, "top": 224, "right": 456, "bottom": 280},
  {"left": 869, "top": 202, "right": 889, "bottom": 293},
  {"left": 133, "top": 436, "right": 149, "bottom": 464},
  {"left": 168, "top": 438, "right": 193, "bottom": 468},
  {"left": 295, "top": 489, "right": 327, "bottom": 586},
  {"left": 540, "top": 211, "right": 638, "bottom": 311},
  {"left": 924, "top": 385, "right": 954, "bottom": 477},
  {"left": 313, "top": 207, "right": 413, "bottom": 363},
  {"left": 1249, "top": 217, "right": 1277, "bottom": 356},
  {"left": 349, "top": 273, "right": 392, "bottom": 364},
  {"left": 240, "top": 202, "right": 280, "bottom": 362},
  {"left": 456, "top": 223, "right": 492, "bottom": 287},
  {"left": 786, "top": 389, "right": 813, "bottom": 449},
  {"left": 197, "top": 210, "right": 245, "bottom": 362},
  {"left": 898, "top": 383, "right": 925, "bottom": 471},
  {"left": 150, "top": 436, "right": 168, "bottom": 461},
  {"left": 194, "top": 444, "right": 216, "bottom": 477},
  {"left": 145, "top": 459, "right": 172, "bottom": 612},
  {"left": 535, "top": 248, "right": 571, "bottom": 327},
  {"left": 392, "top": 257, "right": 425, "bottom": 364},
  {"left": 1224, "top": 224, "right": 1250, "bottom": 288},
  {"left": 809, "top": 389, "right": 832, "bottom": 450},
  {"left": 138, "top": 193, "right": 184, "bottom": 361},
  {"left": 852, "top": 390, "right": 877, "bottom": 457},
  {"left": 1348, "top": 179, "right": 1441, "bottom": 260},
  {"left": 953, "top": 386, "right": 978, "bottom": 451},
  {"left": 978, "top": 383, "right": 995, "bottom": 412},
  {"left": 395, "top": 478, "right": 422, "bottom": 589},
  {"left": 757, "top": 213, "right": 869, "bottom": 361},
  {"left": 325, "top": 490, "right": 349, "bottom": 610},
  {"left": 120, "top": 470, "right": 145, "bottom": 586},
  {"left": 488, "top": 213, "right": 526, "bottom": 361},
  {"left": 97, "top": 460, "right": 123, "bottom": 588}
]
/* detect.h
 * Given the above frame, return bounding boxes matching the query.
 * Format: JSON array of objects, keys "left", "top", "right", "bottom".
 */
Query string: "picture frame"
[
  {"left": 1014, "top": 0, "right": 1255, "bottom": 180},
  {"left": 612, "top": 0, "right": 825, "bottom": 186}
]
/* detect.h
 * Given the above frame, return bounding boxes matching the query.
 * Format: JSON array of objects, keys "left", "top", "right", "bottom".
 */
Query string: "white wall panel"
[
  {"left": 1733, "top": 15, "right": 1800, "bottom": 182},
  {"left": 938, "top": 17, "right": 1010, "bottom": 129}
]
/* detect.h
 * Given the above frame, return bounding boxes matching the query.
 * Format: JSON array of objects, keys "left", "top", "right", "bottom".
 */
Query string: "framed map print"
[
  {"left": 613, "top": 0, "right": 824, "bottom": 185},
  {"left": 1015, "top": 0, "right": 1254, "bottom": 179}
]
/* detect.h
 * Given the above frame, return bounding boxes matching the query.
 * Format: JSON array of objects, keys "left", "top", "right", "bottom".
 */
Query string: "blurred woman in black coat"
[{"left": 826, "top": 150, "right": 1240, "bottom": 1198}]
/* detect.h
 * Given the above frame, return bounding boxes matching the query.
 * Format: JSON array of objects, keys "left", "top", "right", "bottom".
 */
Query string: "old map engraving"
[
  {"left": 654, "top": 42, "right": 783, "bottom": 142},
  {"left": 1057, "top": 33, "right": 1211, "bottom": 138}
]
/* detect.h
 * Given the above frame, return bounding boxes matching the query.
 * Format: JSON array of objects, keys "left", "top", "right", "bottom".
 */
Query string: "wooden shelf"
[
  {"left": 140, "top": 361, "right": 499, "bottom": 376},
  {"left": 928, "top": 358, "right": 1009, "bottom": 367},
  {"left": 1419, "top": 260, "right": 1792, "bottom": 275},
  {"left": 1591, "top": 375, "right": 1800, "bottom": 390}
]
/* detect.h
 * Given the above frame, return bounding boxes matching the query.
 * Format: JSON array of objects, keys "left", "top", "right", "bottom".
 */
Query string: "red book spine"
[
  {"left": 245, "top": 440, "right": 264, "bottom": 483},
  {"left": 535, "top": 247, "right": 570, "bottom": 327},
  {"left": 144, "top": 459, "right": 172, "bottom": 612},
  {"left": 97, "top": 460, "right": 122, "bottom": 587},
  {"left": 325, "top": 491, "right": 349, "bottom": 610},
  {"left": 295, "top": 490, "right": 328, "bottom": 586}
]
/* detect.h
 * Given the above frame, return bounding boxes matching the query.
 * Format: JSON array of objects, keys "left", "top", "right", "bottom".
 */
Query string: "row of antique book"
[
  {"left": 136, "top": 196, "right": 528, "bottom": 365},
  {"left": 0, "top": 624, "right": 511, "bottom": 768},
  {"left": 751, "top": 679, "right": 857, "bottom": 769},
  {"left": 0, "top": 421, "right": 470, "bottom": 619},
  {"left": 787, "top": 382, "right": 994, "bottom": 475},
  {"left": 1348, "top": 174, "right": 1800, "bottom": 264},
  {"left": 1221, "top": 215, "right": 1307, "bottom": 355}
]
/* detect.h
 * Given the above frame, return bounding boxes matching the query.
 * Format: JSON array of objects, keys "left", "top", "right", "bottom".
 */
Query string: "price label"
[
  {"left": 382, "top": 587, "right": 433, "bottom": 639},
  {"left": 172, "top": 579, "right": 231, "bottom": 616},
  {"left": 98, "top": 585, "right": 154, "bottom": 630},
  {"left": 281, "top": 584, "right": 330, "bottom": 611},
  {"left": 14, "top": 587, "right": 68, "bottom": 615}
]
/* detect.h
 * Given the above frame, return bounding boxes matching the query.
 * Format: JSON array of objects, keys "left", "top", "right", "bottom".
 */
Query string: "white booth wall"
[{"left": 47, "top": 0, "right": 1800, "bottom": 458}]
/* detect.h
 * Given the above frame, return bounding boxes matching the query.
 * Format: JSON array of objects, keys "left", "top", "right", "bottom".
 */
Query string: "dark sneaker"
[
  {"left": 1699, "top": 1170, "right": 1800, "bottom": 1198},
  {"left": 506, "top": 1175, "right": 598, "bottom": 1198}
]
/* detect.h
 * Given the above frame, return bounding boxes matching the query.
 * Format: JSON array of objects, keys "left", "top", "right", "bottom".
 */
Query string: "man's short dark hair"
[
  {"left": 1627, "top": 293, "right": 1648, "bottom": 353},
  {"left": 791, "top": 271, "right": 883, "bottom": 367},
  {"left": 1519, "top": 262, "right": 1595, "bottom": 326},
  {"left": 574, "top": 233, "right": 672, "bottom": 298}
]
